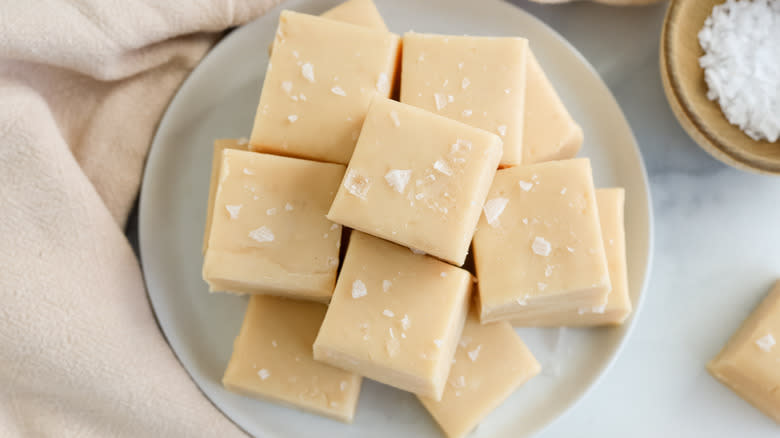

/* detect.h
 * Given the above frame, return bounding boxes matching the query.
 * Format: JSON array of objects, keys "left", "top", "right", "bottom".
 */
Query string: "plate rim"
[{"left": 138, "top": 1, "right": 655, "bottom": 436}]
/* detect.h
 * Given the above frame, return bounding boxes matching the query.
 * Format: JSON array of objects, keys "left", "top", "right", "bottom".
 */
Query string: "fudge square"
[
  {"left": 327, "top": 97, "right": 503, "bottom": 266},
  {"left": 223, "top": 295, "right": 362, "bottom": 423},
  {"left": 522, "top": 51, "right": 583, "bottom": 164},
  {"left": 418, "top": 310, "right": 540, "bottom": 438},
  {"left": 321, "top": 0, "right": 388, "bottom": 31},
  {"left": 250, "top": 11, "right": 400, "bottom": 164},
  {"left": 202, "top": 149, "right": 345, "bottom": 302},
  {"left": 203, "top": 138, "right": 248, "bottom": 254},
  {"left": 473, "top": 158, "right": 611, "bottom": 324},
  {"left": 514, "top": 188, "right": 632, "bottom": 327},
  {"left": 400, "top": 33, "right": 528, "bottom": 167},
  {"left": 708, "top": 280, "right": 780, "bottom": 423},
  {"left": 313, "top": 231, "right": 472, "bottom": 401}
]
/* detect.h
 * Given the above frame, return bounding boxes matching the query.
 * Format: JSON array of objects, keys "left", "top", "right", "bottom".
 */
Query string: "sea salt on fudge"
[
  {"left": 418, "top": 310, "right": 540, "bottom": 438},
  {"left": 202, "top": 149, "right": 344, "bottom": 302},
  {"left": 322, "top": 0, "right": 388, "bottom": 31},
  {"left": 203, "top": 138, "right": 249, "bottom": 254},
  {"left": 250, "top": 11, "right": 400, "bottom": 164},
  {"left": 223, "top": 295, "right": 362, "bottom": 423},
  {"left": 518, "top": 188, "right": 631, "bottom": 326},
  {"left": 708, "top": 281, "right": 780, "bottom": 423},
  {"left": 473, "top": 158, "right": 611, "bottom": 324},
  {"left": 313, "top": 231, "right": 471, "bottom": 401},
  {"left": 400, "top": 33, "right": 528, "bottom": 167},
  {"left": 327, "top": 97, "right": 502, "bottom": 266},
  {"left": 522, "top": 51, "right": 583, "bottom": 164}
]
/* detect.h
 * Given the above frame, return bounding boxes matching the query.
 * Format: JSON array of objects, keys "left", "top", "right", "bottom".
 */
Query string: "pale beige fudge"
[
  {"left": 203, "top": 138, "right": 248, "bottom": 254},
  {"left": 473, "top": 158, "right": 611, "bottom": 324},
  {"left": 223, "top": 295, "right": 362, "bottom": 423},
  {"left": 400, "top": 33, "right": 528, "bottom": 167},
  {"left": 418, "top": 310, "right": 540, "bottom": 438},
  {"left": 267, "top": 0, "right": 387, "bottom": 55},
  {"left": 313, "top": 231, "right": 472, "bottom": 401},
  {"left": 708, "top": 281, "right": 780, "bottom": 424},
  {"left": 327, "top": 97, "right": 502, "bottom": 266},
  {"left": 516, "top": 188, "right": 631, "bottom": 326},
  {"left": 203, "top": 149, "right": 345, "bottom": 302},
  {"left": 522, "top": 51, "right": 583, "bottom": 164},
  {"left": 322, "top": 0, "right": 388, "bottom": 31},
  {"left": 250, "top": 11, "right": 400, "bottom": 164}
]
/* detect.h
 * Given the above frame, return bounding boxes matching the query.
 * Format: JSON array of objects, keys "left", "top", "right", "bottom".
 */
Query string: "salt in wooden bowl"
[{"left": 660, "top": 0, "right": 780, "bottom": 175}]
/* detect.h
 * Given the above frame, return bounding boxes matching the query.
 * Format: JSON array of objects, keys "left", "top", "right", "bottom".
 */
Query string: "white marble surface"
[{"left": 508, "top": 1, "right": 780, "bottom": 436}]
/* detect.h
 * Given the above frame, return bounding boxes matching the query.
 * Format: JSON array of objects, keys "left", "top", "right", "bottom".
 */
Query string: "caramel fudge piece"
[
  {"left": 517, "top": 188, "right": 631, "bottom": 326},
  {"left": 313, "top": 231, "right": 472, "bottom": 400},
  {"left": 203, "top": 138, "right": 248, "bottom": 254},
  {"left": 223, "top": 295, "right": 362, "bottom": 423},
  {"left": 523, "top": 51, "right": 583, "bottom": 164},
  {"left": 473, "top": 158, "right": 611, "bottom": 324},
  {"left": 250, "top": 11, "right": 400, "bottom": 164},
  {"left": 327, "top": 98, "right": 502, "bottom": 266},
  {"left": 400, "top": 33, "right": 528, "bottom": 167},
  {"left": 322, "top": 0, "right": 388, "bottom": 31},
  {"left": 708, "top": 281, "right": 780, "bottom": 423},
  {"left": 203, "top": 150, "right": 344, "bottom": 301},
  {"left": 418, "top": 310, "right": 540, "bottom": 438}
]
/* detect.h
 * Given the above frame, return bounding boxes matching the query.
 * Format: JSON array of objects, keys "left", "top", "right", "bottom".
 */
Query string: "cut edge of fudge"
[
  {"left": 202, "top": 149, "right": 343, "bottom": 301},
  {"left": 707, "top": 280, "right": 780, "bottom": 423},
  {"left": 313, "top": 277, "right": 471, "bottom": 401},
  {"left": 399, "top": 32, "right": 528, "bottom": 167},
  {"left": 418, "top": 311, "right": 541, "bottom": 438},
  {"left": 480, "top": 285, "right": 608, "bottom": 325},
  {"left": 222, "top": 296, "right": 362, "bottom": 423},
  {"left": 203, "top": 138, "right": 248, "bottom": 255},
  {"left": 326, "top": 97, "right": 504, "bottom": 267},
  {"left": 474, "top": 158, "right": 611, "bottom": 325},
  {"left": 510, "top": 187, "right": 631, "bottom": 327},
  {"left": 321, "top": 0, "right": 388, "bottom": 31},
  {"left": 222, "top": 376, "right": 362, "bottom": 424},
  {"left": 250, "top": 10, "right": 401, "bottom": 165},
  {"left": 522, "top": 50, "right": 583, "bottom": 164}
]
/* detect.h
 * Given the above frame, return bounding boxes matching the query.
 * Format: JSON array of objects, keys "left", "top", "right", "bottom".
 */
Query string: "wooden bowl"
[{"left": 660, "top": 0, "right": 780, "bottom": 175}]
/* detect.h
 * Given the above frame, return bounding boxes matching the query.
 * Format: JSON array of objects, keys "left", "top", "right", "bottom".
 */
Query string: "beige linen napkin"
[{"left": 0, "top": 1, "right": 279, "bottom": 436}]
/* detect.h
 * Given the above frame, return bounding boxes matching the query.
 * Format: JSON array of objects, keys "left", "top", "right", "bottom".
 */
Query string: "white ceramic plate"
[{"left": 139, "top": 0, "right": 653, "bottom": 436}]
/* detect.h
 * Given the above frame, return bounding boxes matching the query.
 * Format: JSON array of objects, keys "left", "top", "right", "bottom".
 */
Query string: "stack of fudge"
[{"left": 201, "top": 1, "right": 632, "bottom": 436}]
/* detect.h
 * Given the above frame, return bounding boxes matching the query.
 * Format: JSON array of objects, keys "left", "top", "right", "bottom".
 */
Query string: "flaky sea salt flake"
[
  {"left": 352, "top": 280, "right": 367, "bottom": 299},
  {"left": 532, "top": 237, "right": 552, "bottom": 256},
  {"left": 389, "top": 110, "right": 401, "bottom": 127},
  {"left": 376, "top": 73, "right": 390, "bottom": 94},
  {"left": 467, "top": 345, "right": 482, "bottom": 362},
  {"left": 433, "top": 160, "right": 453, "bottom": 176},
  {"left": 249, "top": 226, "right": 274, "bottom": 243},
  {"left": 434, "top": 93, "right": 448, "bottom": 111},
  {"left": 483, "top": 197, "right": 509, "bottom": 227},
  {"left": 225, "top": 204, "right": 242, "bottom": 219},
  {"left": 518, "top": 180, "right": 533, "bottom": 192},
  {"left": 301, "top": 63, "right": 315, "bottom": 82},
  {"left": 343, "top": 169, "right": 371, "bottom": 199},
  {"left": 385, "top": 169, "right": 412, "bottom": 193},
  {"left": 757, "top": 333, "right": 776, "bottom": 352}
]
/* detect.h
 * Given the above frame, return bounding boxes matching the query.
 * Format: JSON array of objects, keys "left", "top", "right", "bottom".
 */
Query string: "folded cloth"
[{"left": 0, "top": 1, "right": 280, "bottom": 436}]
